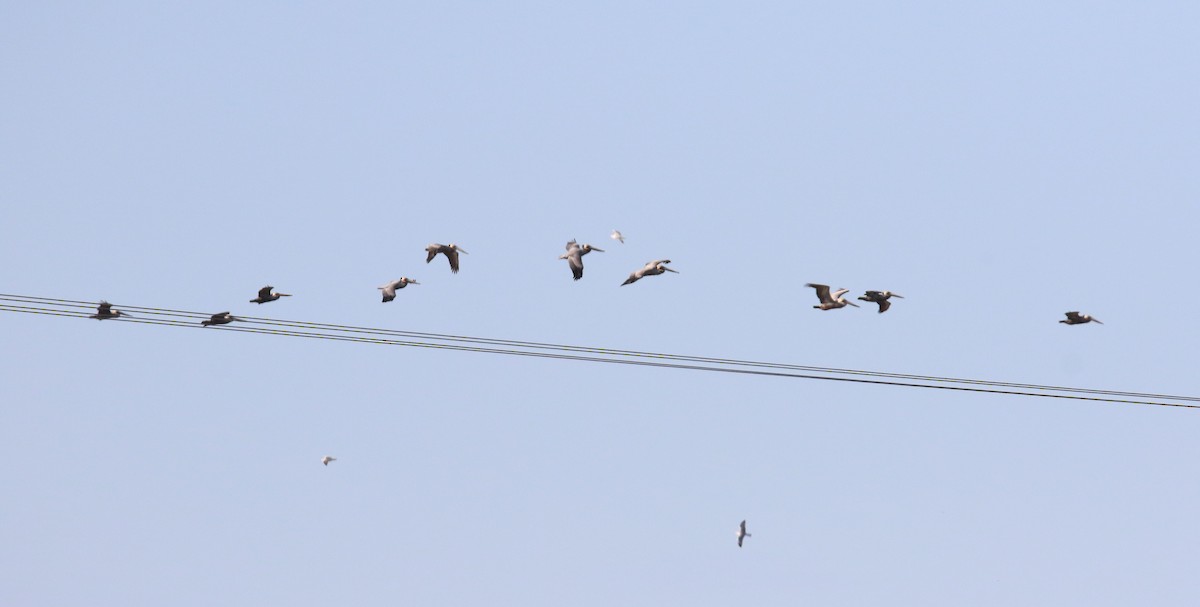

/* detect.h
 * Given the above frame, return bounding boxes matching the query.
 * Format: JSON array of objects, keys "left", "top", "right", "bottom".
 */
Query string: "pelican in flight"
[
  {"left": 610, "top": 229, "right": 625, "bottom": 244},
  {"left": 560, "top": 239, "right": 604, "bottom": 281},
  {"left": 737, "top": 520, "right": 751, "bottom": 548},
  {"left": 426, "top": 243, "right": 468, "bottom": 273},
  {"left": 621, "top": 260, "right": 678, "bottom": 286},
  {"left": 249, "top": 286, "right": 291, "bottom": 304},
  {"left": 1060, "top": 311, "right": 1103, "bottom": 325},
  {"left": 90, "top": 301, "right": 132, "bottom": 320},
  {"left": 322, "top": 456, "right": 336, "bottom": 466},
  {"left": 378, "top": 277, "right": 419, "bottom": 302},
  {"left": 201, "top": 312, "right": 241, "bottom": 327},
  {"left": 858, "top": 290, "right": 903, "bottom": 313},
  {"left": 807, "top": 283, "right": 859, "bottom": 310}
]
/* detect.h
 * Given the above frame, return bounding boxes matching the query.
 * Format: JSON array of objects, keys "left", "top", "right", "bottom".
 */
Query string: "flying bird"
[
  {"left": 90, "top": 301, "right": 132, "bottom": 320},
  {"left": 610, "top": 229, "right": 625, "bottom": 244},
  {"left": 1060, "top": 311, "right": 1103, "bottom": 325},
  {"left": 737, "top": 520, "right": 751, "bottom": 548},
  {"left": 201, "top": 312, "right": 240, "bottom": 327},
  {"left": 559, "top": 239, "right": 604, "bottom": 281},
  {"left": 621, "top": 260, "right": 678, "bottom": 286},
  {"left": 807, "top": 283, "right": 859, "bottom": 310},
  {"left": 322, "top": 456, "right": 336, "bottom": 466},
  {"left": 249, "top": 286, "right": 291, "bottom": 304},
  {"left": 857, "top": 290, "right": 904, "bottom": 313},
  {"left": 378, "top": 277, "right": 419, "bottom": 302},
  {"left": 425, "top": 243, "right": 468, "bottom": 273}
]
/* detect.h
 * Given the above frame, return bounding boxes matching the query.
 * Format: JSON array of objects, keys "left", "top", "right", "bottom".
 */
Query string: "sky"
[{"left": 2, "top": 1, "right": 1199, "bottom": 605}]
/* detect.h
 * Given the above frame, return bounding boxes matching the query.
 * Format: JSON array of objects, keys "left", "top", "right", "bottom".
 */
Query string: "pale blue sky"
[{"left": 2, "top": 2, "right": 1199, "bottom": 605}]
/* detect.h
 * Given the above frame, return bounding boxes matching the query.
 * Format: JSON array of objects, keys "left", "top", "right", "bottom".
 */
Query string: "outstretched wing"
[
  {"left": 257, "top": 286, "right": 274, "bottom": 299},
  {"left": 806, "top": 283, "right": 832, "bottom": 303}
]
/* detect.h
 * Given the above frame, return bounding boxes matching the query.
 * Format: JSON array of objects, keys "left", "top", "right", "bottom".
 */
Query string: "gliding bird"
[
  {"left": 737, "top": 520, "right": 751, "bottom": 548},
  {"left": 250, "top": 286, "right": 291, "bottom": 304},
  {"left": 322, "top": 456, "right": 336, "bottom": 466},
  {"left": 426, "top": 243, "right": 468, "bottom": 273},
  {"left": 378, "top": 277, "right": 419, "bottom": 303},
  {"left": 560, "top": 239, "right": 604, "bottom": 281},
  {"left": 858, "top": 290, "right": 903, "bottom": 313},
  {"left": 621, "top": 260, "right": 678, "bottom": 286},
  {"left": 201, "top": 312, "right": 241, "bottom": 327},
  {"left": 1060, "top": 311, "right": 1103, "bottom": 325},
  {"left": 610, "top": 229, "right": 625, "bottom": 244},
  {"left": 807, "top": 283, "right": 859, "bottom": 310},
  {"left": 90, "top": 301, "right": 132, "bottom": 320}
]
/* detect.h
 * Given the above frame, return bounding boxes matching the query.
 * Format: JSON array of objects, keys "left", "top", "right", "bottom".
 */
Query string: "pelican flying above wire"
[
  {"left": 807, "top": 283, "right": 859, "bottom": 310},
  {"left": 560, "top": 239, "right": 604, "bottom": 281},
  {"left": 250, "top": 286, "right": 292, "bottom": 304},
  {"left": 1060, "top": 311, "right": 1102, "bottom": 325},
  {"left": 378, "top": 277, "right": 419, "bottom": 303},
  {"left": 857, "top": 290, "right": 903, "bottom": 313},
  {"left": 621, "top": 260, "right": 678, "bottom": 286},
  {"left": 90, "top": 301, "right": 132, "bottom": 320},
  {"left": 201, "top": 312, "right": 241, "bottom": 327},
  {"left": 426, "top": 243, "right": 468, "bottom": 273}
]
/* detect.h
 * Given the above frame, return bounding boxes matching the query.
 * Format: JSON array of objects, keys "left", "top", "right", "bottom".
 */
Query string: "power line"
[
  {"left": 5, "top": 293, "right": 1190, "bottom": 402},
  {"left": 2, "top": 294, "right": 1196, "bottom": 411}
]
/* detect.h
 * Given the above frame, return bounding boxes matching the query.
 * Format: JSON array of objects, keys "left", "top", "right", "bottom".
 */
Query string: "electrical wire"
[{"left": 2, "top": 294, "right": 1196, "bottom": 410}]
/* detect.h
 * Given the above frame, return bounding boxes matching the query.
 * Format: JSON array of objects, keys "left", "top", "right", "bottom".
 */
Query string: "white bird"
[
  {"left": 201, "top": 312, "right": 240, "bottom": 326},
  {"left": 378, "top": 277, "right": 419, "bottom": 303},
  {"left": 807, "top": 283, "right": 859, "bottom": 310},
  {"left": 249, "top": 285, "right": 292, "bottom": 304},
  {"left": 322, "top": 456, "right": 336, "bottom": 466},
  {"left": 857, "top": 290, "right": 903, "bottom": 313},
  {"left": 610, "top": 229, "right": 625, "bottom": 244},
  {"left": 559, "top": 239, "right": 605, "bottom": 281},
  {"left": 426, "top": 243, "right": 468, "bottom": 273},
  {"left": 89, "top": 301, "right": 132, "bottom": 320},
  {"left": 621, "top": 259, "right": 678, "bottom": 286},
  {"left": 737, "top": 520, "right": 751, "bottom": 548},
  {"left": 1060, "top": 311, "right": 1103, "bottom": 325}
]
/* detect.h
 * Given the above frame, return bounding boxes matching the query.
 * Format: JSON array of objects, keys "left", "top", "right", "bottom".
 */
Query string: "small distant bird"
[
  {"left": 1060, "top": 311, "right": 1103, "bottom": 325},
  {"left": 249, "top": 286, "right": 292, "bottom": 304},
  {"left": 322, "top": 456, "right": 336, "bottom": 466},
  {"left": 378, "top": 277, "right": 419, "bottom": 303},
  {"left": 621, "top": 259, "right": 678, "bottom": 286},
  {"left": 610, "top": 229, "right": 625, "bottom": 244},
  {"left": 807, "top": 283, "right": 859, "bottom": 310},
  {"left": 425, "top": 243, "right": 468, "bottom": 273},
  {"left": 201, "top": 312, "right": 240, "bottom": 327},
  {"left": 90, "top": 301, "right": 132, "bottom": 320},
  {"left": 560, "top": 239, "right": 604, "bottom": 281},
  {"left": 858, "top": 290, "right": 904, "bottom": 313},
  {"left": 737, "top": 520, "right": 751, "bottom": 548}
]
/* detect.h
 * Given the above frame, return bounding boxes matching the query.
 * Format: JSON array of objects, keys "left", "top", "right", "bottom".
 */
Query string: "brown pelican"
[
  {"left": 425, "top": 243, "right": 468, "bottom": 273},
  {"left": 378, "top": 277, "right": 419, "bottom": 303},
  {"left": 1060, "top": 311, "right": 1103, "bottom": 325},
  {"left": 249, "top": 286, "right": 291, "bottom": 304},
  {"left": 807, "top": 283, "right": 859, "bottom": 310},
  {"left": 322, "top": 455, "right": 336, "bottom": 466},
  {"left": 858, "top": 290, "right": 903, "bottom": 313},
  {"left": 201, "top": 312, "right": 240, "bottom": 327},
  {"left": 621, "top": 260, "right": 678, "bottom": 286},
  {"left": 560, "top": 239, "right": 604, "bottom": 281},
  {"left": 610, "top": 229, "right": 625, "bottom": 244},
  {"left": 737, "top": 520, "right": 751, "bottom": 548},
  {"left": 90, "top": 301, "right": 132, "bottom": 320}
]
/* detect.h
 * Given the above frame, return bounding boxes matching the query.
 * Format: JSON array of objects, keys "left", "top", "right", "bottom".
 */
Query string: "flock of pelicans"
[
  {"left": 77, "top": 227, "right": 1103, "bottom": 548},
  {"left": 84, "top": 227, "right": 1105, "bottom": 326}
]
